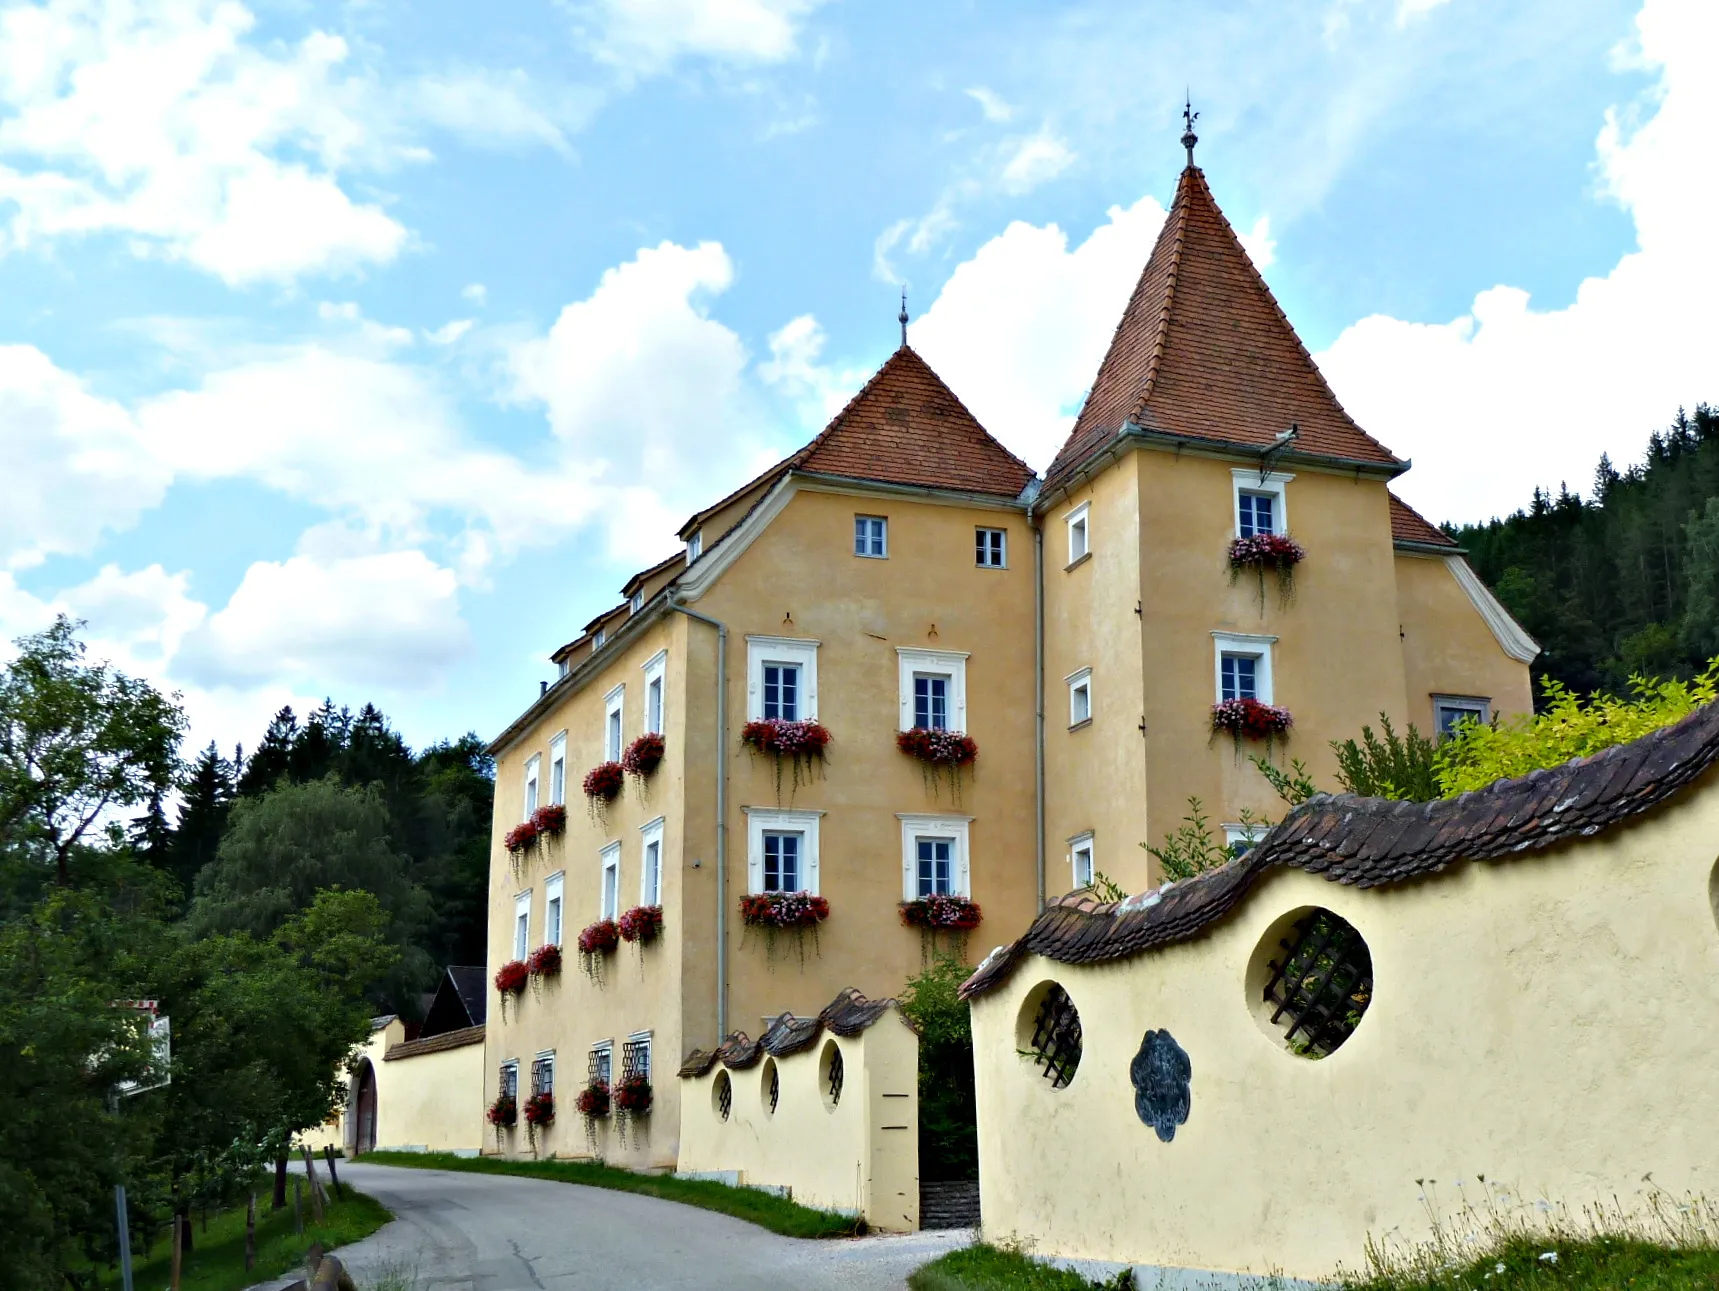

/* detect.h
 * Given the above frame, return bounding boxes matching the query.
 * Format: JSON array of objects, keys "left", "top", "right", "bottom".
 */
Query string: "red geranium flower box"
[
  {"left": 617, "top": 905, "right": 664, "bottom": 943},
  {"left": 739, "top": 891, "right": 830, "bottom": 929},
  {"left": 900, "top": 894, "right": 983, "bottom": 930},
  {"left": 487, "top": 1094, "right": 517, "bottom": 1127},
  {"left": 523, "top": 1092, "right": 555, "bottom": 1127},
  {"left": 504, "top": 820, "right": 540, "bottom": 854},
  {"left": 1227, "top": 533, "right": 1306, "bottom": 570},
  {"left": 896, "top": 728, "right": 979, "bottom": 766},
  {"left": 1211, "top": 698, "right": 1294, "bottom": 739},
  {"left": 576, "top": 1081, "right": 611, "bottom": 1119},
  {"left": 532, "top": 803, "right": 567, "bottom": 835},
  {"left": 526, "top": 943, "right": 562, "bottom": 978},
  {"left": 583, "top": 761, "right": 624, "bottom": 802},
  {"left": 622, "top": 732, "right": 665, "bottom": 778},
  {"left": 577, "top": 920, "right": 620, "bottom": 955},
  {"left": 613, "top": 1075, "right": 653, "bottom": 1117},
  {"left": 494, "top": 959, "right": 529, "bottom": 995},
  {"left": 740, "top": 719, "right": 832, "bottom": 758}
]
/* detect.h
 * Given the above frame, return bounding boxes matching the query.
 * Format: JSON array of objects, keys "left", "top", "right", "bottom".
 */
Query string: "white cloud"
[
  {"left": 178, "top": 549, "right": 470, "bottom": 691},
  {"left": 461, "top": 282, "right": 487, "bottom": 304},
  {"left": 398, "top": 70, "right": 594, "bottom": 155},
  {"left": 425, "top": 319, "right": 474, "bottom": 346},
  {"left": 760, "top": 313, "right": 870, "bottom": 425},
  {"left": 1237, "top": 215, "right": 1276, "bottom": 271},
  {"left": 1316, "top": 0, "right": 1719, "bottom": 523},
  {"left": 909, "top": 196, "right": 1170, "bottom": 470},
  {"left": 0, "top": 344, "right": 170, "bottom": 570},
  {"left": 1396, "top": 0, "right": 1454, "bottom": 24},
  {"left": 999, "top": 132, "right": 1075, "bottom": 194},
  {"left": 967, "top": 87, "right": 1014, "bottom": 123},
  {"left": 579, "top": 0, "right": 829, "bottom": 77}
]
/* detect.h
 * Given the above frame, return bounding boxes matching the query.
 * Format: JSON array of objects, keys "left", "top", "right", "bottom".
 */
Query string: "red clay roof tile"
[
  {"left": 1389, "top": 493, "right": 1457, "bottom": 548},
  {"left": 1047, "top": 167, "right": 1403, "bottom": 490}
]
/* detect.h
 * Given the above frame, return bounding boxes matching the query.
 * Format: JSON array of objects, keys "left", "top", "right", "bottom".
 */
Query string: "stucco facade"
[{"left": 965, "top": 720, "right": 1719, "bottom": 1279}]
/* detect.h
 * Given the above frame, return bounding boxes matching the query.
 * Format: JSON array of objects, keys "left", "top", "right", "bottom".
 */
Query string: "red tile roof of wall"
[
  {"left": 1389, "top": 493, "right": 1457, "bottom": 548},
  {"left": 1046, "top": 167, "right": 1403, "bottom": 490}
]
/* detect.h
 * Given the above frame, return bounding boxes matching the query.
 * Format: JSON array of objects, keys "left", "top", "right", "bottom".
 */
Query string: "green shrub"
[
  {"left": 1333, "top": 716, "right": 1440, "bottom": 801},
  {"left": 900, "top": 956, "right": 977, "bottom": 1181}
]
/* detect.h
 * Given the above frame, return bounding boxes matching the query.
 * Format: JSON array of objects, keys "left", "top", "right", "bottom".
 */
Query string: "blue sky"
[{"left": 1, "top": 0, "right": 1714, "bottom": 756}]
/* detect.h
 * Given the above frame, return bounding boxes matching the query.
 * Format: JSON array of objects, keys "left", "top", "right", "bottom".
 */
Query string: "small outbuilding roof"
[
  {"left": 961, "top": 698, "right": 1719, "bottom": 1000},
  {"left": 678, "top": 987, "right": 907, "bottom": 1077},
  {"left": 384, "top": 1024, "right": 485, "bottom": 1062}
]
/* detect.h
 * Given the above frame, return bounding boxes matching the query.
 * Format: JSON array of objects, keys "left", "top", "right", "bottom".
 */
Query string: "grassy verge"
[
  {"left": 95, "top": 1189, "right": 391, "bottom": 1291},
  {"left": 1342, "top": 1235, "right": 1719, "bottom": 1290},
  {"left": 359, "top": 1150, "right": 863, "bottom": 1239},
  {"left": 908, "top": 1244, "right": 1132, "bottom": 1290}
]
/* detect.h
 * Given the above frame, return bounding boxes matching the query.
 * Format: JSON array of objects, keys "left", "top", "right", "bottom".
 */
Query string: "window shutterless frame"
[
  {"left": 898, "top": 813, "right": 972, "bottom": 899},
  {"left": 1069, "top": 833, "right": 1095, "bottom": 888},
  {"left": 639, "top": 817, "right": 665, "bottom": 906},
  {"left": 523, "top": 754, "right": 541, "bottom": 819},
  {"left": 603, "top": 685, "right": 625, "bottom": 762},
  {"left": 1065, "top": 502, "right": 1090, "bottom": 565},
  {"left": 1211, "top": 632, "right": 1276, "bottom": 704},
  {"left": 513, "top": 890, "right": 531, "bottom": 961},
  {"left": 544, "top": 872, "right": 565, "bottom": 947},
  {"left": 854, "top": 514, "right": 888, "bottom": 558},
  {"left": 744, "top": 807, "right": 822, "bottom": 894},
  {"left": 746, "top": 636, "right": 819, "bottom": 721},
  {"left": 1230, "top": 468, "right": 1293, "bottom": 538},
  {"left": 548, "top": 733, "right": 567, "bottom": 806},
  {"left": 1066, "top": 668, "right": 1093, "bottom": 727},
  {"left": 642, "top": 650, "right": 667, "bottom": 735},
  {"left": 599, "top": 843, "right": 620, "bottom": 920},
  {"left": 975, "top": 527, "right": 1007, "bottom": 568}
]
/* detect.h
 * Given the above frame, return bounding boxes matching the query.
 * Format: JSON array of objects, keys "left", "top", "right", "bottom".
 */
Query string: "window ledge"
[
  {"left": 1064, "top": 551, "right": 1092, "bottom": 573},
  {"left": 1067, "top": 717, "right": 1093, "bottom": 733}
]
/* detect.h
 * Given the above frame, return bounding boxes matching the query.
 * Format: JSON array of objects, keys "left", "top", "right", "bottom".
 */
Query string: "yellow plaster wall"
[
  {"left": 297, "top": 1018, "right": 404, "bottom": 1154},
  {"left": 970, "top": 775, "right": 1719, "bottom": 1279},
  {"left": 1396, "top": 552, "right": 1534, "bottom": 728},
  {"left": 486, "top": 614, "right": 690, "bottom": 1170},
  {"left": 376, "top": 1040, "right": 486, "bottom": 1152},
  {"left": 1042, "top": 460, "right": 1149, "bottom": 897},
  {"left": 1133, "top": 452, "right": 1410, "bottom": 886},
  {"left": 692, "top": 485, "right": 1040, "bottom": 1031},
  {"left": 676, "top": 1011, "right": 920, "bottom": 1230}
]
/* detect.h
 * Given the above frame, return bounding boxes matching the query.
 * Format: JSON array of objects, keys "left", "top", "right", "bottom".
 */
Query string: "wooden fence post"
[
  {"left": 323, "top": 1145, "right": 344, "bottom": 1201},
  {"left": 300, "top": 1147, "right": 327, "bottom": 1222}
]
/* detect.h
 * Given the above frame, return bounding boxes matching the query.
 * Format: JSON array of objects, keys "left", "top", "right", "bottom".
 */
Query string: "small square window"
[
  {"left": 1434, "top": 697, "right": 1490, "bottom": 740},
  {"left": 1067, "top": 669, "right": 1093, "bottom": 727},
  {"left": 623, "top": 1033, "right": 653, "bottom": 1082},
  {"left": 1220, "top": 653, "right": 1259, "bottom": 702},
  {"left": 854, "top": 515, "right": 888, "bottom": 558},
  {"left": 976, "top": 527, "right": 1007, "bottom": 568},
  {"left": 1070, "top": 835, "right": 1095, "bottom": 889},
  {"left": 1066, "top": 504, "right": 1090, "bottom": 565},
  {"left": 1224, "top": 824, "right": 1264, "bottom": 857}
]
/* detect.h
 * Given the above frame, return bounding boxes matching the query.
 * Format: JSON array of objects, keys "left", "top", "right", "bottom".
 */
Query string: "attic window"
[
  {"left": 686, "top": 531, "right": 703, "bottom": 564},
  {"left": 593, "top": 628, "right": 606, "bottom": 650},
  {"left": 629, "top": 590, "right": 644, "bottom": 614}
]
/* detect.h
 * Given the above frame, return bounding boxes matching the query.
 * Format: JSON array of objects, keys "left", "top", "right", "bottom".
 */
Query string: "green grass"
[
  {"left": 1341, "top": 1234, "right": 1719, "bottom": 1290},
  {"left": 360, "top": 1149, "right": 864, "bottom": 1239},
  {"left": 95, "top": 1189, "right": 391, "bottom": 1291},
  {"left": 908, "top": 1244, "right": 1125, "bottom": 1290}
]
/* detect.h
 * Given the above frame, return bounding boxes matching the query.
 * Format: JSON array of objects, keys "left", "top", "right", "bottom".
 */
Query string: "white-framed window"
[
  {"left": 1066, "top": 668, "right": 1093, "bottom": 727},
  {"left": 1224, "top": 824, "right": 1265, "bottom": 857},
  {"left": 746, "top": 636, "right": 819, "bottom": 722},
  {"left": 1069, "top": 833, "right": 1095, "bottom": 889},
  {"left": 623, "top": 1031, "right": 653, "bottom": 1082},
  {"left": 639, "top": 817, "right": 665, "bottom": 906},
  {"left": 897, "top": 648, "right": 968, "bottom": 732},
  {"left": 544, "top": 872, "right": 565, "bottom": 947},
  {"left": 854, "top": 514, "right": 888, "bottom": 558},
  {"left": 1066, "top": 502, "right": 1090, "bottom": 565},
  {"left": 604, "top": 685, "right": 625, "bottom": 762},
  {"left": 590, "top": 1041, "right": 614, "bottom": 1087},
  {"left": 558, "top": 658, "right": 571, "bottom": 679},
  {"left": 548, "top": 733, "right": 567, "bottom": 807},
  {"left": 744, "top": 807, "right": 822, "bottom": 894},
  {"left": 1433, "top": 694, "right": 1490, "bottom": 740},
  {"left": 523, "top": 755, "right": 541, "bottom": 819},
  {"left": 898, "top": 814, "right": 972, "bottom": 899},
  {"left": 975, "top": 526, "right": 1007, "bottom": 568},
  {"left": 532, "top": 1050, "right": 555, "bottom": 1097},
  {"left": 629, "top": 589, "right": 644, "bottom": 614},
  {"left": 1212, "top": 632, "right": 1277, "bottom": 704},
  {"left": 513, "top": 890, "right": 531, "bottom": 962},
  {"left": 1231, "top": 469, "right": 1293, "bottom": 538},
  {"left": 599, "top": 843, "right": 621, "bottom": 920},
  {"left": 686, "top": 531, "right": 703, "bottom": 564},
  {"left": 499, "top": 1059, "right": 519, "bottom": 1100},
  {"left": 642, "top": 651, "right": 667, "bottom": 735},
  {"left": 593, "top": 627, "right": 606, "bottom": 649}
]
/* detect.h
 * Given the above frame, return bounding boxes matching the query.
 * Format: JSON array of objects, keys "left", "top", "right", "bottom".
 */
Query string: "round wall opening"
[
  {"left": 713, "top": 1069, "right": 732, "bottom": 1121},
  {"left": 761, "top": 1058, "right": 779, "bottom": 1115},
  {"left": 1245, "top": 906, "right": 1373, "bottom": 1058},
  {"left": 1015, "top": 979, "right": 1082, "bottom": 1089},
  {"left": 818, "top": 1039, "right": 844, "bottom": 1110}
]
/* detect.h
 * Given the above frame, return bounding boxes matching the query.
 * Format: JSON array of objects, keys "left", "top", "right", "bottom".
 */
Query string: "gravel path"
[{"left": 255, "top": 1161, "right": 971, "bottom": 1291}]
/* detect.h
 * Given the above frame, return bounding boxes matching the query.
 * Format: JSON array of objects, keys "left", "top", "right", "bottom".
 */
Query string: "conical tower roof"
[{"left": 1046, "top": 166, "right": 1403, "bottom": 490}]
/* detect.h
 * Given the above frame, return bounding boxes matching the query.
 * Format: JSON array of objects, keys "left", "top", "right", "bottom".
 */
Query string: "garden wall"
[
  {"left": 677, "top": 988, "right": 919, "bottom": 1231},
  {"left": 965, "top": 704, "right": 1719, "bottom": 1280}
]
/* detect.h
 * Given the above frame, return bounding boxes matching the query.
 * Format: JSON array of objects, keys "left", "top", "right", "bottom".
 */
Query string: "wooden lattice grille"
[
  {"left": 1028, "top": 983, "right": 1083, "bottom": 1088},
  {"left": 826, "top": 1047, "right": 844, "bottom": 1105},
  {"left": 716, "top": 1072, "right": 732, "bottom": 1121},
  {"left": 622, "top": 1037, "right": 651, "bottom": 1081},
  {"left": 1260, "top": 909, "right": 1374, "bottom": 1058},
  {"left": 588, "top": 1045, "right": 612, "bottom": 1087},
  {"left": 530, "top": 1055, "right": 554, "bottom": 1096},
  {"left": 767, "top": 1063, "right": 779, "bottom": 1114}
]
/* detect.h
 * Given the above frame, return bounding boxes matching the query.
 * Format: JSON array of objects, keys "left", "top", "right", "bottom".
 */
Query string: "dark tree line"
[{"left": 1452, "top": 404, "right": 1719, "bottom": 700}]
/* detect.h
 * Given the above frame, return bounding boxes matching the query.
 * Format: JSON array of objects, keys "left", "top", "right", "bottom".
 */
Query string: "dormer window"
[
  {"left": 593, "top": 628, "right": 606, "bottom": 650},
  {"left": 629, "top": 589, "right": 644, "bottom": 614},
  {"left": 686, "top": 531, "right": 703, "bottom": 564},
  {"left": 558, "top": 658, "right": 570, "bottom": 679}
]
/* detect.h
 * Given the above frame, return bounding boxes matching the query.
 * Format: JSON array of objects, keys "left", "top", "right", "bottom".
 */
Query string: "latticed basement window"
[
  {"left": 622, "top": 1035, "right": 651, "bottom": 1081},
  {"left": 1261, "top": 909, "right": 1374, "bottom": 1058},
  {"left": 588, "top": 1044, "right": 612, "bottom": 1087},
  {"left": 826, "top": 1046, "right": 844, "bottom": 1106},
  {"left": 1028, "top": 984, "right": 1083, "bottom": 1088},
  {"left": 499, "top": 1062, "right": 518, "bottom": 1100},
  {"left": 531, "top": 1054, "right": 554, "bottom": 1096}
]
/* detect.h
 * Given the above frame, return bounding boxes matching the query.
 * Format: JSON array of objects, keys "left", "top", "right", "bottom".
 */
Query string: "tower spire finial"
[
  {"left": 1181, "top": 93, "right": 1199, "bottom": 169},
  {"left": 898, "top": 288, "right": 909, "bottom": 348}
]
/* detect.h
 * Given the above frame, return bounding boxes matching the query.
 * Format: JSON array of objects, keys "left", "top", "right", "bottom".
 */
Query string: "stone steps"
[{"left": 919, "top": 1179, "right": 980, "bottom": 1230}]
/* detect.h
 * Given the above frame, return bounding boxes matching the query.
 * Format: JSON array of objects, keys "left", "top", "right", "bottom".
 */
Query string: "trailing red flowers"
[
  {"left": 900, "top": 894, "right": 983, "bottom": 930},
  {"left": 494, "top": 959, "right": 529, "bottom": 995},
  {"left": 613, "top": 1074, "right": 653, "bottom": 1117},
  {"left": 583, "top": 761, "right": 624, "bottom": 801},
  {"left": 622, "top": 732, "right": 665, "bottom": 780},
  {"left": 504, "top": 819, "right": 539, "bottom": 854},
  {"left": 576, "top": 1081, "right": 611, "bottom": 1119},
  {"left": 740, "top": 891, "right": 830, "bottom": 929},
  {"left": 523, "top": 1092, "right": 555, "bottom": 1127},
  {"left": 487, "top": 1094, "right": 517, "bottom": 1127},
  {"left": 896, "top": 727, "right": 978, "bottom": 766},
  {"left": 1227, "top": 533, "right": 1305, "bottom": 570},
  {"left": 577, "top": 920, "right": 620, "bottom": 955},
  {"left": 741, "top": 718, "right": 832, "bottom": 758},
  {"left": 526, "top": 943, "right": 561, "bottom": 978},
  {"left": 532, "top": 803, "right": 567, "bottom": 835},
  {"left": 1211, "top": 698, "right": 1294, "bottom": 739},
  {"left": 506, "top": 803, "right": 569, "bottom": 857},
  {"left": 617, "top": 905, "right": 664, "bottom": 944}
]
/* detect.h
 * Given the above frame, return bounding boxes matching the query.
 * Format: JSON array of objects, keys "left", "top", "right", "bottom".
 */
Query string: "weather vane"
[
  {"left": 898, "top": 288, "right": 909, "bottom": 348},
  {"left": 1181, "top": 93, "right": 1199, "bottom": 168}
]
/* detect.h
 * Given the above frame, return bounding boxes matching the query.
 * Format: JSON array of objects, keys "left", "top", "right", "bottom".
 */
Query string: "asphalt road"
[{"left": 259, "top": 1162, "right": 971, "bottom": 1291}]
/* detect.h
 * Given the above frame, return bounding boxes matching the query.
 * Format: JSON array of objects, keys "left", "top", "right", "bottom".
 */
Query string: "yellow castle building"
[{"left": 481, "top": 148, "right": 1535, "bottom": 1167}]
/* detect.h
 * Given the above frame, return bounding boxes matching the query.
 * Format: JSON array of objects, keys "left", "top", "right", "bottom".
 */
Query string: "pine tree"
[
  {"left": 237, "top": 706, "right": 297, "bottom": 797},
  {"left": 168, "top": 742, "right": 234, "bottom": 902}
]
